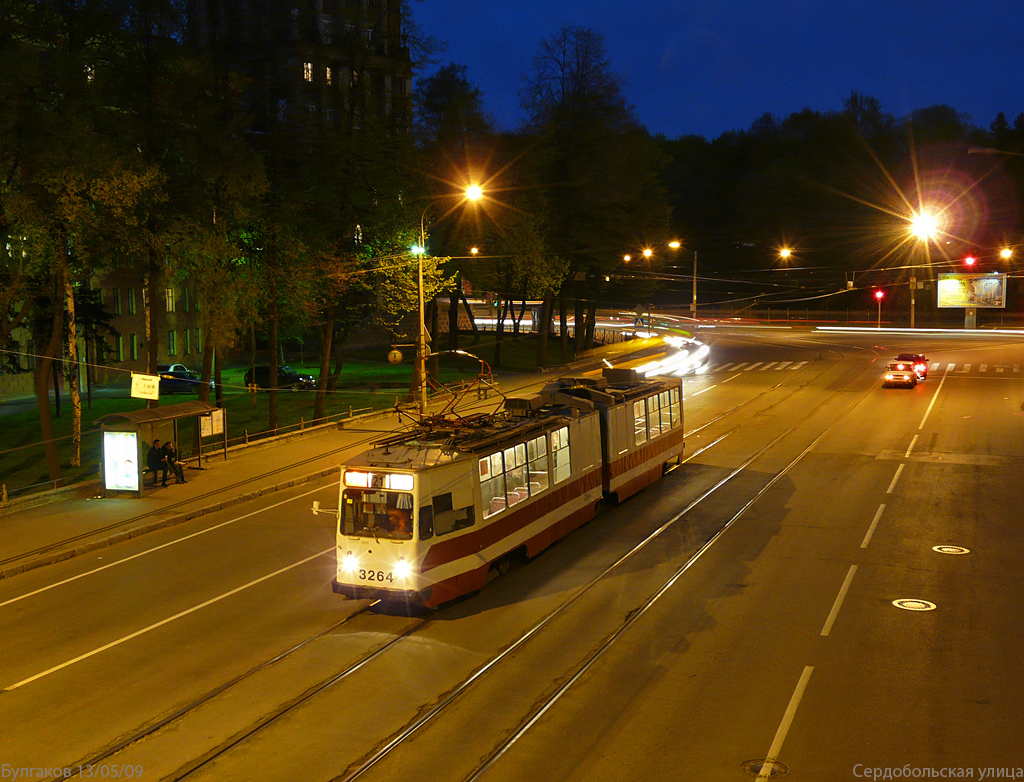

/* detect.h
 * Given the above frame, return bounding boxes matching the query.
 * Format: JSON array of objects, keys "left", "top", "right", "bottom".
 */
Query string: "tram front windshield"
[{"left": 340, "top": 489, "right": 414, "bottom": 540}]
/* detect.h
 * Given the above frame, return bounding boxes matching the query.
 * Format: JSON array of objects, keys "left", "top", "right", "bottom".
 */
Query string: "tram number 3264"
[{"left": 359, "top": 569, "right": 394, "bottom": 583}]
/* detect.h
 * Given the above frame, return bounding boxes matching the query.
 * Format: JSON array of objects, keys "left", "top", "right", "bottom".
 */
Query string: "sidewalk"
[{"left": 0, "top": 339, "right": 666, "bottom": 583}]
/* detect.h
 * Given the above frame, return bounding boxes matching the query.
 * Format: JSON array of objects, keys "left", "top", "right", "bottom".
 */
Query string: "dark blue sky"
[{"left": 413, "top": 0, "right": 1024, "bottom": 139}]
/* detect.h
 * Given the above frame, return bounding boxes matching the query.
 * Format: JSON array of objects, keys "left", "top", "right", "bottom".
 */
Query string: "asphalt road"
[{"left": 1, "top": 326, "right": 1021, "bottom": 781}]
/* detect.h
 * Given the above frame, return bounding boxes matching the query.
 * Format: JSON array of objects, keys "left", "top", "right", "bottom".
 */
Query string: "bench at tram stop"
[{"left": 94, "top": 401, "right": 228, "bottom": 498}]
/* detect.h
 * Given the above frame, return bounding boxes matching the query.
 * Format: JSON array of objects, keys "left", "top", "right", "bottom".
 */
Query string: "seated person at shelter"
[{"left": 147, "top": 439, "right": 168, "bottom": 486}]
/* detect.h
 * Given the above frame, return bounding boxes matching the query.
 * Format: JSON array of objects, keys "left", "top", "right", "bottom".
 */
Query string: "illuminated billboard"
[
  {"left": 937, "top": 273, "right": 1006, "bottom": 308},
  {"left": 103, "top": 431, "right": 140, "bottom": 492}
]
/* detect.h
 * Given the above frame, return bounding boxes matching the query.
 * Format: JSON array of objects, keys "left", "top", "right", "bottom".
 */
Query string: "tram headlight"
[
  {"left": 342, "top": 554, "right": 359, "bottom": 573},
  {"left": 394, "top": 559, "right": 413, "bottom": 580}
]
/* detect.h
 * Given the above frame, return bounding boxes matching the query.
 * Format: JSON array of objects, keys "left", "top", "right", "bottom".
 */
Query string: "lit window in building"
[
  {"left": 354, "top": 224, "right": 362, "bottom": 243},
  {"left": 165, "top": 287, "right": 175, "bottom": 313},
  {"left": 182, "top": 288, "right": 190, "bottom": 312},
  {"left": 168, "top": 330, "right": 176, "bottom": 356},
  {"left": 115, "top": 335, "right": 124, "bottom": 362},
  {"left": 128, "top": 288, "right": 136, "bottom": 315},
  {"left": 129, "top": 334, "right": 138, "bottom": 361},
  {"left": 183, "top": 329, "right": 191, "bottom": 355},
  {"left": 303, "top": 61, "right": 313, "bottom": 82},
  {"left": 85, "top": 65, "right": 95, "bottom": 82},
  {"left": 112, "top": 288, "right": 121, "bottom": 315},
  {"left": 195, "top": 328, "right": 202, "bottom": 354},
  {"left": 326, "top": 66, "right": 333, "bottom": 86}
]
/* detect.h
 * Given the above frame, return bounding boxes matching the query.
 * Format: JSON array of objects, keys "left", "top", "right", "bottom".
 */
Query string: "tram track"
[
  {"left": 26, "top": 337, "right": 872, "bottom": 782},
  {"left": 131, "top": 350, "right": 882, "bottom": 782}
]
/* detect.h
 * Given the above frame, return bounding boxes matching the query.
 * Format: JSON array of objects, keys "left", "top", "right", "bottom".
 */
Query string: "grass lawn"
[{"left": 0, "top": 355, "right": 486, "bottom": 498}]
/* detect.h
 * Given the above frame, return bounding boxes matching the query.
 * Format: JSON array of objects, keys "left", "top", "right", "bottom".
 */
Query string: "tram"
[{"left": 327, "top": 368, "right": 684, "bottom": 608}]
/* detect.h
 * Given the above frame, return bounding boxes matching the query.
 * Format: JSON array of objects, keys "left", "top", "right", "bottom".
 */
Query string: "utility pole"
[{"left": 690, "top": 251, "right": 697, "bottom": 316}]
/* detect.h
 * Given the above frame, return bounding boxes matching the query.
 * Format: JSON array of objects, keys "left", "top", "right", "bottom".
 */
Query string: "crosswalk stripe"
[
  {"left": 1015, "top": 365, "right": 1021, "bottom": 373},
  {"left": 774, "top": 361, "right": 792, "bottom": 370},
  {"left": 947, "top": 363, "right": 956, "bottom": 372},
  {"left": 790, "top": 361, "right": 807, "bottom": 370},
  {"left": 719, "top": 363, "right": 740, "bottom": 371},
  {"left": 745, "top": 362, "right": 763, "bottom": 371},
  {"left": 997, "top": 366, "right": 1005, "bottom": 373},
  {"left": 980, "top": 364, "right": 988, "bottom": 372},
  {"left": 729, "top": 363, "right": 749, "bottom": 371},
  {"left": 957, "top": 364, "right": 971, "bottom": 373},
  {"left": 759, "top": 362, "right": 777, "bottom": 370},
  {"left": 930, "top": 362, "right": 940, "bottom": 371}
]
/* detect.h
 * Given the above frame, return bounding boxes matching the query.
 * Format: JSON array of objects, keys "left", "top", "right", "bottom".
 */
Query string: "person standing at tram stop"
[
  {"left": 147, "top": 439, "right": 168, "bottom": 486},
  {"left": 162, "top": 441, "right": 186, "bottom": 484}
]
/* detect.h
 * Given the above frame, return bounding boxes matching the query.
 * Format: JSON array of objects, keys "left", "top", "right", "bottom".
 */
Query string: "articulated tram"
[{"left": 328, "top": 368, "right": 685, "bottom": 608}]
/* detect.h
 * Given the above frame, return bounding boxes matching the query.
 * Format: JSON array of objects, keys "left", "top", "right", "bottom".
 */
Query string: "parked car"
[
  {"left": 157, "top": 363, "right": 191, "bottom": 374},
  {"left": 158, "top": 368, "right": 213, "bottom": 395},
  {"left": 243, "top": 365, "right": 316, "bottom": 391}
]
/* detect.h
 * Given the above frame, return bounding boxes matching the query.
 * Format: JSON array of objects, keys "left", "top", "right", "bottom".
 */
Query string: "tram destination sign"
[{"left": 937, "top": 273, "right": 1006, "bottom": 308}]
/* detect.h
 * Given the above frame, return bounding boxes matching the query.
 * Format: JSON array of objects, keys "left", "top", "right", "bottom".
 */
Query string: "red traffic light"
[
  {"left": 964, "top": 255, "right": 977, "bottom": 267},
  {"left": 874, "top": 290, "right": 885, "bottom": 300}
]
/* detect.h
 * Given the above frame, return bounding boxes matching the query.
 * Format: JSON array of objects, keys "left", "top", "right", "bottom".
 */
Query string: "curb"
[{"left": 0, "top": 465, "right": 341, "bottom": 582}]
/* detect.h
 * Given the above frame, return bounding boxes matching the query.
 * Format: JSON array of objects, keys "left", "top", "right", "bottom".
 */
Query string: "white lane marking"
[
  {"left": 946, "top": 363, "right": 956, "bottom": 372},
  {"left": 790, "top": 361, "right": 807, "bottom": 370},
  {"left": 759, "top": 362, "right": 777, "bottom": 370},
  {"left": 905, "top": 435, "right": 918, "bottom": 458},
  {"left": 4, "top": 548, "right": 334, "bottom": 691},
  {"left": 692, "top": 385, "right": 716, "bottom": 397},
  {"left": 980, "top": 364, "right": 988, "bottom": 373},
  {"left": 0, "top": 485, "right": 332, "bottom": 610},
  {"left": 886, "top": 463, "right": 905, "bottom": 494},
  {"left": 860, "top": 504, "right": 886, "bottom": 548},
  {"left": 774, "top": 361, "right": 792, "bottom": 370},
  {"left": 757, "top": 666, "right": 814, "bottom": 779},
  {"left": 820, "top": 565, "right": 858, "bottom": 637},
  {"left": 720, "top": 373, "right": 742, "bottom": 384},
  {"left": 746, "top": 362, "right": 765, "bottom": 371},
  {"left": 957, "top": 364, "right": 970, "bottom": 374},
  {"left": 918, "top": 370, "right": 950, "bottom": 431}
]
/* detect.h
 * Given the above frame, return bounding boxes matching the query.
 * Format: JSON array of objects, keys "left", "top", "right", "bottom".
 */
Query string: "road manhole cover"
[
  {"left": 893, "top": 599, "right": 937, "bottom": 611},
  {"left": 932, "top": 545, "right": 970, "bottom": 555},
  {"left": 741, "top": 759, "right": 790, "bottom": 777}
]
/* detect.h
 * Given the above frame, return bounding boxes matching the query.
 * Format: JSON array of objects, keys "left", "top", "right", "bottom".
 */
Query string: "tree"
[{"left": 519, "top": 25, "right": 670, "bottom": 350}]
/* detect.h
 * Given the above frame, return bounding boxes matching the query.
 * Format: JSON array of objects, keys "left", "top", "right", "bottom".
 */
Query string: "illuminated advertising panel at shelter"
[
  {"left": 937, "top": 273, "right": 1006, "bottom": 308},
  {"left": 103, "top": 431, "right": 140, "bottom": 492}
]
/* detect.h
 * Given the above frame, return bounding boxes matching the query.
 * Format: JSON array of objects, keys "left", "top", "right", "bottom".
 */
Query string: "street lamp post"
[
  {"left": 691, "top": 251, "right": 697, "bottom": 316},
  {"left": 412, "top": 186, "right": 483, "bottom": 418}
]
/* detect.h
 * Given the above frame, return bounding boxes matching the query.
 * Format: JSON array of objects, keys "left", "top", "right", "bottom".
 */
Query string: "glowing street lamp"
[
  {"left": 909, "top": 210, "right": 940, "bottom": 241},
  {"left": 779, "top": 247, "right": 792, "bottom": 260},
  {"left": 875, "top": 289, "right": 885, "bottom": 329},
  {"left": 642, "top": 248, "right": 653, "bottom": 259},
  {"left": 413, "top": 184, "right": 484, "bottom": 417},
  {"left": 1000, "top": 247, "right": 1013, "bottom": 260}
]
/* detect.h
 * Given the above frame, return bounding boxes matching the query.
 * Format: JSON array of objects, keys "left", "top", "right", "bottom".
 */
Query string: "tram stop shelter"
[{"left": 96, "top": 401, "right": 228, "bottom": 498}]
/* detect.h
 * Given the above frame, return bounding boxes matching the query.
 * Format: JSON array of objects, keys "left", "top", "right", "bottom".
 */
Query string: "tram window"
[
  {"left": 527, "top": 435, "right": 549, "bottom": 494},
  {"left": 505, "top": 444, "right": 528, "bottom": 507},
  {"left": 659, "top": 391, "right": 671, "bottom": 430},
  {"left": 419, "top": 505, "right": 434, "bottom": 540},
  {"left": 633, "top": 400, "right": 648, "bottom": 446},
  {"left": 647, "top": 395, "right": 662, "bottom": 438},
  {"left": 552, "top": 426, "right": 570, "bottom": 484},
  {"left": 340, "top": 489, "right": 413, "bottom": 539},
  {"left": 481, "top": 454, "right": 506, "bottom": 519},
  {"left": 435, "top": 503, "right": 475, "bottom": 536},
  {"left": 670, "top": 388, "right": 681, "bottom": 426}
]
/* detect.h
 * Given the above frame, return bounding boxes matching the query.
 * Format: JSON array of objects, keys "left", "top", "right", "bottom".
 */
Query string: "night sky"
[{"left": 413, "top": 0, "right": 1024, "bottom": 140}]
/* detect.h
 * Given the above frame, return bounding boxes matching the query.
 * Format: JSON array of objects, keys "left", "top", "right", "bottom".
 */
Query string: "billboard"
[
  {"left": 937, "top": 273, "right": 1006, "bottom": 309},
  {"left": 103, "top": 431, "right": 140, "bottom": 492}
]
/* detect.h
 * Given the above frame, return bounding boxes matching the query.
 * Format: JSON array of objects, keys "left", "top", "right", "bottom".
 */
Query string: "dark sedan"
[
  {"left": 243, "top": 365, "right": 316, "bottom": 391},
  {"left": 158, "top": 368, "right": 214, "bottom": 395}
]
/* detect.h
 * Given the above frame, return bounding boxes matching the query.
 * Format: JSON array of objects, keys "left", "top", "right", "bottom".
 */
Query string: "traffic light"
[
  {"left": 964, "top": 255, "right": 977, "bottom": 268},
  {"left": 874, "top": 289, "right": 885, "bottom": 301}
]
